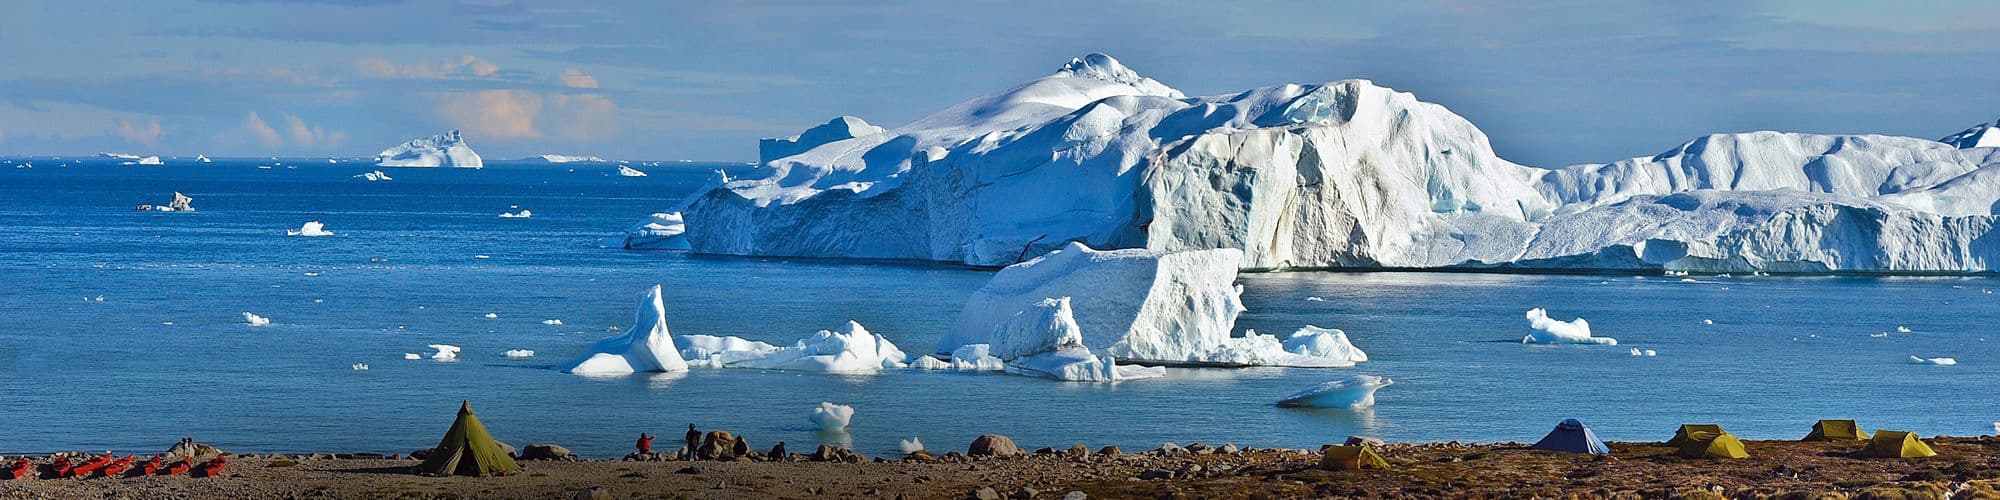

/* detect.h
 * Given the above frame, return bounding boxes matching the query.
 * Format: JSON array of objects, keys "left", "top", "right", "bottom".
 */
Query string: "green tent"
[
  {"left": 1674, "top": 431, "right": 1749, "bottom": 459},
  {"left": 1666, "top": 424, "right": 1725, "bottom": 447},
  {"left": 417, "top": 401, "right": 522, "bottom": 477},
  {"left": 1319, "top": 445, "right": 1390, "bottom": 470},
  {"left": 1803, "top": 420, "right": 1869, "bottom": 441},
  {"left": 1855, "top": 430, "right": 1936, "bottom": 458}
]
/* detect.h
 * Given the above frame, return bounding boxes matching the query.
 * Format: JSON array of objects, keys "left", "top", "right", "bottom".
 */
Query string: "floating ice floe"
[
  {"left": 810, "top": 402, "right": 854, "bottom": 432},
  {"left": 1276, "top": 375, "right": 1393, "bottom": 410},
  {"left": 242, "top": 312, "right": 270, "bottom": 327},
  {"left": 898, "top": 437, "right": 924, "bottom": 454},
  {"left": 473, "top": 255, "right": 490, "bottom": 260},
  {"left": 484, "top": 313, "right": 498, "bottom": 319},
  {"left": 1909, "top": 355, "right": 1958, "bottom": 366},
  {"left": 1523, "top": 308, "right": 1616, "bottom": 345},
  {"left": 681, "top": 321, "right": 910, "bottom": 373},
  {"left": 354, "top": 170, "right": 393, "bottom": 182},
  {"left": 1628, "top": 348, "right": 1657, "bottom": 357},
  {"left": 377, "top": 130, "right": 482, "bottom": 168},
  {"left": 1871, "top": 332, "right": 1890, "bottom": 338},
  {"left": 428, "top": 344, "right": 461, "bottom": 361},
  {"left": 617, "top": 165, "right": 648, "bottom": 177},
  {"left": 499, "top": 209, "right": 533, "bottom": 219},
  {"left": 138, "top": 192, "right": 195, "bottom": 212},
  {"left": 1305, "top": 296, "right": 1325, "bottom": 302},
  {"left": 622, "top": 212, "right": 689, "bottom": 250},
  {"left": 404, "top": 353, "right": 422, "bottom": 360},
  {"left": 558, "top": 285, "right": 689, "bottom": 375},
  {"left": 542, "top": 319, "right": 563, "bottom": 325},
  {"left": 352, "top": 363, "right": 368, "bottom": 371},
  {"left": 287, "top": 221, "right": 334, "bottom": 237},
  {"left": 502, "top": 349, "right": 535, "bottom": 359},
  {"left": 1701, "top": 319, "right": 1714, "bottom": 325},
  {"left": 1897, "top": 326, "right": 1913, "bottom": 333}
]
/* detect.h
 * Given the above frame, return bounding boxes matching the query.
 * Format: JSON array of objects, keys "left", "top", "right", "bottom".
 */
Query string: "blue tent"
[{"left": 1530, "top": 418, "right": 1611, "bottom": 455}]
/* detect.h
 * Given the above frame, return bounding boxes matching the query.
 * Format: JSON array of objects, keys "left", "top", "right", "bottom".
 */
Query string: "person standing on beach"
[
  {"left": 685, "top": 424, "right": 701, "bottom": 453},
  {"left": 636, "top": 433, "right": 654, "bottom": 455}
]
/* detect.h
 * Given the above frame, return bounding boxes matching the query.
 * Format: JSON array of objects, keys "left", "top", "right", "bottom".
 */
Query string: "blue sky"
[{"left": 1, "top": 0, "right": 1996, "bottom": 165}]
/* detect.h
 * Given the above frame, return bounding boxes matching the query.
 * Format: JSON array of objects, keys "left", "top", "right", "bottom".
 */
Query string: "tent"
[
  {"left": 1531, "top": 418, "right": 1611, "bottom": 455},
  {"left": 1855, "top": 430, "right": 1936, "bottom": 458},
  {"left": 1803, "top": 420, "right": 1869, "bottom": 441},
  {"left": 1665, "top": 424, "right": 1725, "bottom": 447},
  {"left": 1673, "top": 431, "right": 1749, "bottom": 459},
  {"left": 416, "top": 401, "right": 522, "bottom": 477},
  {"left": 1319, "top": 445, "right": 1390, "bottom": 470}
]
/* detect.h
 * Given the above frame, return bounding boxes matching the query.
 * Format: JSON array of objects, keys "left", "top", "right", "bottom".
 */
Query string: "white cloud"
[
  {"left": 546, "top": 92, "right": 617, "bottom": 139},
  {"left": 434, "top": 89, "right": 619, "bottom": 141},
  {"left": 117, "top": 118, "right": 163, "bottom": 146},
  {"left": 355, "top": 55, "right": 500, "bottom": 79},
  {"left": 246, "top": 111, "right": 345, "bottom": 149},
  {"left": 245, "top": 112, "right": 282, "bottom": 147},
  {"left": 560, "top": 68, "right": 599, "bottom": 89}
]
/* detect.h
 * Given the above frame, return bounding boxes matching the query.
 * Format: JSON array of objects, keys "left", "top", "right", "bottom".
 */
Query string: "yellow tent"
[
  {"left": 1855, "top": 430, "right": 1936, "bottom": 458},
  {"left": 1674, "top": 431, "right": 1749, "bottom": 459},
  {"left": 1803, "top": 420, "right": 1869, "bottom": 441},
  {"left": 416, "top": 401, "right": 522, "bottom": 477},
  {"left": 1319, "top": 445, "right": 1390, "bottom": 470},
  {"left": 1666, "top": 424, "right": 1725, "bottom": 447}
]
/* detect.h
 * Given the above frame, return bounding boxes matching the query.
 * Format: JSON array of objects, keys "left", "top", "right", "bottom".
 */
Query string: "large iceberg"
[
  {"left": 679, "top": 321, "right": 909, "bottom": 374},
  {"left": 558, "top": 285, "right": 690, "bottom": 375},
  {"left": 653, "top": 52, "right": 2000, "bottom": 274},
  {"left": 377, "top": 130, "right": 483, "bottom": 168}
]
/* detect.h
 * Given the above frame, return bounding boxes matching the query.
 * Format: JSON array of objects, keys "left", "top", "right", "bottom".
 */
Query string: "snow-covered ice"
[
  {"left": 428, "top": 344, "right": 461, "bottom": 361},
  {"left": 502, "top": 349, "right": 535, "bottom": 358},
  {"left": 680, "top": 321, "right": 910, "bottom": 374},
  {"left": 1276, "top": 375, "right": 1393, "bottom": 410},
  {"left": 558, "top": 285, "right": 690, "bottom": 375},
  {"left": 242, "top": 312, "right": 270, "bottom": 327},
  {"left": 1523, "top": 308, "right": 1616, "bottom": 345},
  {"left": 759, "top": 116, "right": 885, "bottom": 164},
  {"left": 499, "top": 210, "right": 533, "bottom": 219},
  {"left": 377, "top": 130, "right": 482, "bottom": 168},
  {"left": 978, "top": 297, "right": 1167, "bottom": 381},
  {"left": 809, "top": 402, "right": 854, "bottom": 432},
  {"left": 622, "top": 212, "right": 689, "bottom": 250},
  {"left": 287, "top": 221, "right": 334, "bottom": 237},
  {"left": 1909, "top": 355, "right": 1958, "bottom": 366}
]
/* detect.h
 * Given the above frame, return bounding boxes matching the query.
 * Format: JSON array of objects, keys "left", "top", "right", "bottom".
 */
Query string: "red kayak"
[
  {"left": 68, "top": 454, "right": 113, "bottom": 477},
  {"left": 98, "top": 455, "right": 134, "bottom": 477},
  {"left": 45, "top": 457, "right": 73, "bottom": 478},
  {"left": 140, "top": 455, "right": 162, "bottom": 475},
  {"left": 191, "top": 456, "right": 226, "bottom": 478},
  {"left": 162, "top": 457, "right": 192, "bottom": 476},
  {"left": 4, "top": 458, "right": 32, "bottom": 479}
]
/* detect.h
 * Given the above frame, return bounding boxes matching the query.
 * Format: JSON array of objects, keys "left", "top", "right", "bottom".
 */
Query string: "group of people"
[{"left": 632, "top": 424, "right": 706, "bottom": 456}]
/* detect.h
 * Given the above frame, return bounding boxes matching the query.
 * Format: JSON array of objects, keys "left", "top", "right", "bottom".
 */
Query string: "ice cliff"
[
  {"left": 650, "top": 53, "right": 2000, "bottom": 274},
  {"left": 377, "top": 130, "right": 483, "bottom": 168}
]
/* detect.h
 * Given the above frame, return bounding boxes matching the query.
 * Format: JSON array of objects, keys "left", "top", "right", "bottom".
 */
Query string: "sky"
[{"left": 1, "top": 0, "right": 1996, "bottom": 165}]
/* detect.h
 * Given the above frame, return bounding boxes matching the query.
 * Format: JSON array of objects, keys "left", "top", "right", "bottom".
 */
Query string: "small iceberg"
[
  {"left": 499, "top": 209, "right": 533, "bottom": 219},
  {"left": 351, "top": 363, "right": 369, "bottom": 371},
  {"left": 937, "top": 297, "right": 1165, "bottom": 381},
  {"left": 1871, "top": 332, "right": 1890, "bottom": 338},
  {"left": 1305, "top": 296, "right": 1325, "bottom": 302},
  {"left": 484, "top": 313, "right": 499, "bottom": 319},
  {"left": 502, "top": 349, "right": 536, "bottom": 358},
  {"left": 899, "top": 437, "right": 924, "bottom": 454},
  {"left": 680, "top": 321, "right": 909, "bottom": 374},
  {"left": 1523, "top": 308, "right": 1616, "bottom": 345},
  {"left": 242, "top": 312, "right": 271, "bottom": 327},
  {"left": 428, "top": 344, "right": 461, "bottom": 361},
  {"left": 1909, "top": 355, "right": 1958, "bottom": 366},
  {"left": 135, "top": 156, "right": 163, "bottom": 165},
  {"left": 354, "top": 170, "right": 393, "bottom": 182},
  {"left": 1281, "top": 326, "right": 1368, "bottom": 362},
  {"left": 287, "top": 221, "right": 334, "bottom": 237},
  {"left": 137, "top": 192, "right": 195, "bottom": 212},
  {"left": 542, "top": 319, "right": 563, "bottom": 325},
  {"left": 1897, "top": 326, "right": 1913, "bottom": 333},
  {"left": 810, "top": 402, "right": 854, "bottom": 432},
  {"left": 404, "top": 353, "right": 422, "bottom": 360},
  {"left": 558, "top": 285, "right": 690, "bottom": 375},
  {"left": 617, "top": 165, "right": 648, "bottom": 177},
  {"left": 195, "top": 155, "right": 212, "bottom": 163},
  {"left": 1276, "top": 375, "right": 1394, "bottom": 410},
  {"left": 1629, "top": 348, "right": 1657, "bottom": 357}
]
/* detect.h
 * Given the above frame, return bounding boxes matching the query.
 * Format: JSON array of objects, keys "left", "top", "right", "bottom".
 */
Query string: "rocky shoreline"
[{"left": 4, "top": 434, "right": 2000, "bottom": 499}]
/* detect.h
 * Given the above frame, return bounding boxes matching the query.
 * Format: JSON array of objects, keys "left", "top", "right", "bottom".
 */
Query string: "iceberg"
[
  {"left": 139, "top": 192, "right": 195, "bottom": 212},
  {"left": 622, "top": 212, "right": 689, "bottom": 250},
  {"left": 287, "top": 221, "right": 334, "bottom": 237},
  {"left": 657, "top": 53, "right": 2000, "bottom": 274},
  {"left": 680, "top": 321, "right": 909, "bottom": 374},
  {"left": 809, "top": 402, "right": 854, "bottom": 432},
  {"left": 617, "top": 165, "right": 648, "bottom": 177},
  {"left": 404, "top": 352, "right": 422, "bottom": 360},
  {"left": 134, "top": 156, "right": 162, "bottom": 165},
  {"left": 1909, "top": 355, "right": 1958, "bottom": 366},
  {"left": 985, "top": 297, "right": 1166, "bottom": 382},
  {"left": 898, "top": 437, "right": 924, "bottom": 454},
  {"left": 502, "top": 349, "right": 535, "bottom": 358},
  {"left": 428, "top": 344, "right": 461, "bottom": 361},
  {"left": 1523, "top": 308, "right": 1616, "bottom": 345},
  {"left": 100, "top": 152, "right": 141, "bottom": 160},
  {"left": 1281, "top": 326, "right": 1368, "bottom": 362},
  {"left": 242, "top": 312, "right": 270, "bottom": 327},
  {"left": 377, "top": 130, "right": 483, "bottom": 168},
  {"left": 1276, "top": 375, "right": 1393, "bottom": 410},
  {"left": 499, "top": 209, "right": 533, "bottom": 219},
  {"left": 558, "top": 285, "right": 690, "bottom": 375},
  {"left": 354, "top": 170, "right": 393, "bottom": 182},
  {"left": 530, "top": 154, "right": 607, "bottom": 163}
]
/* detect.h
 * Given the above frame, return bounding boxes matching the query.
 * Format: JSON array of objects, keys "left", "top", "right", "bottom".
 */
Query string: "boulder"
[
  {"left": 1065, "top": 444, "right": 1090, "bottom": 459},
  {"left": 521, "top": 444, "right": 577, "bottom": 461},
  {"left": 811, "top": 444, "right": 843, "bottom": 462},
  {"left": 496, "top": 440, "right": 517, "bottom": 458},
  {"left": 698, "top": 431, "right": 738, "bottom": 460},
  {"left": 1096, "top": 446, "right": 1121, "bottom": 457},
  {"left": 165, "top": 439, "right": 224, "bottom": 462},
  {"left": 1344, "top": 436, "right": 1385, "bottom": 447},
  {"left": 968, "top": 434, "right": 1022, "bottom": 457}
]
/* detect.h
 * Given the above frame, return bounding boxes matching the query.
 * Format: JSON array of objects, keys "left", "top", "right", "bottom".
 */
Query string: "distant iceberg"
[
  {"left": 1523, "top": 308, "right": 1616, "bottom": 345},
  {"left": 1909, "top": 355, "right": 1958, "bottom": 366},
  {"left": 135, "top": 156, "right": 162, "bottom": 165},
  {"left": 100, "top": 152, "right": 142, "bottom": 161},
  {"left": 377, "top": 130, "right": 483, "bottom": 168},
  {"left": 287, "top": 221, "right": 334, "bottom": 237},
  {"left": 617, "top": 165, "right": 648, "bottom": 177},
  {"left": 242, "top": 312, "right": 271, "bottom": 327},
  {"left": 622, "top": 212, "right": 688, "bottom": 250},
  {"left": 681, "top": 321, "right": 909, "bottom": 374},
  {"left": 529, "top": 154, "right": 607, "bottom": 164},
  {"left": 195, "top": 155, "right": 212, "bottom": 163},
  {"left": 354, "top": 170, "right": 393, "bottom": 182},
  {"left": 138, "top": 192, "right": 195, "bottom": 212},
  {"left": 559, "top": 284, "right": 688, "bottom": 375},
  {"left": 498, "top": 209, "right": 532, "bottom": 219}
]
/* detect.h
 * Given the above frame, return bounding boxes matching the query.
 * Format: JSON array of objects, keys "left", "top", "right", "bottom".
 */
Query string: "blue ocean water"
[{"left": 0, "top": 158, "right": 1994, "bottom": 458}]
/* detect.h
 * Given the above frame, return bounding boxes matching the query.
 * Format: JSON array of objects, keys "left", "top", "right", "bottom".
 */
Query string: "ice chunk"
[
  {"left": 1909, "top": 355, "right": 1958, "bottom": 366},
  {"left": 287, "top": 221, "right": 334, "bottom": 237},
  {"left": 484, "top": 313, "right": 498, "bottom": 319},
  {"left": 680, "top": 321, "right": 910, "bottom": 374},
  {"left": 354, "top": 170, "right": 393, "bottom": 182},
  {"left": 617, "top": 165, "right": 647, "bottom": 177},
  {"left": 977, "top": 297, "right": 1168, "bottom": 381},
  {"left": 1523, "top": 308, "right": 1616, "bottom": 345},
  {"left": 1897, "top": 326, "right": 1912, "bottom": 333},
  {"left": 542, "top": 319, "right": 563, "bottom": 325},
  {"left": 622, "top": 212, "right": 689, "bottom": 250},
  {"left": 1281, "top": 326, "right": 1368, "bottom": 362},
  {"left": 1276, "top": 375, "right": 1393, "bottom": 410},
  {"left": 428, "top": 344, "right": 460, "bottom": 361},
  {"left": 499, "top": 209, "right": 533, "bottom": 219},
  {"left": 558, "top": 285, "right": 690, "bottom": 375},
  {"left": 809, "top": 402, "right": 854, "bottom": 432},
  {"left": 943, "top": 243, "right": 1245, "bottom": 364},
  {"left": 351, "top": 363, "right": 368, "bottom": 371},
  {"left": 502, "top": 349, "right": 535, "bottom": 358},
  {"left": 898, "top": 437, "right": 924, "bottom": 454},
  {"left": 404, "top": 353, "right": 421, "bottom": 360},
  {"left": 242, "top": 312, "right": 270, "bottom": 327},
  {"left": 1702, "top": 319, "right": 1714, "bottom": 325},
  {"left": 948, "top": 344, "right": 1005, "bottom": 371},
  {"left": 1305, "top": 296, "right": 1325, "bottom": 302},
  {"left": 377, "top": 130, "right": 482, "bottom": 168},
  {"left": 136, "top": 156, "right": 162, "bottom": 165},
  {"left": 195, "top": 155, "right": 212, "bottom": 163}
]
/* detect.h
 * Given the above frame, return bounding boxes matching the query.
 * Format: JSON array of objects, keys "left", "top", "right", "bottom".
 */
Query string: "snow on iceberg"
[
  {"left": 1276, "top": 375, "right": 1393, "bottom": 410},
  {"left": 1523, "top": 308, "right": 1616, "bottom": 345},
  {"left": 809, "top": 402, "right": 854, "bottom": 432},
  {"left": 942, "top": 242, "right": 1245, "bottom": 365},
  {"left": 658, "top": 53, "right": 2000, "bottom": 274},
  {"left": 680, "top": 321, "right": 909, "bottom": 374},
  {"left": 759, "top": 116, "right": 886, "bottom": 164},
  {"left": 377, "top": 130, "right": 483, "bottom": 168},
  {"left": 1941, "top": 118, "right": 2000, "bottom": 149},
  {"left": 617, "top": 165, "right": 647, "bottom": 177},
  {"left": 242, "top": 312, "right": 270, "bottom": 327},
  {"left": 622, "top": 212, "right": 689, "bottom": 250},
  {"left": 287, "top": 221, "right": 334, "bottom": 237},
  {"left": 100, "top": 152, "right": 141, "bottom": 160},
  {"left": 558, "top": 284, "right": 690, "bottom": 375}
]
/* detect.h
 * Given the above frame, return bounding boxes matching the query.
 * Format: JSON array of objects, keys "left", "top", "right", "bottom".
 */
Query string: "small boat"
[
  {"left": 162, "top": 456, "right": 192, "bottom": 476},
  {"left": 4, "top": 457, "right": 33, "bottom": 479},
  {"left": 69, "top": 454, "right": 113, "bottom": 477},
  {"left": 139, "top": 455, "right": 162, "bottom": 475},
  {"left": 98, "top": 455, "right": 134, "bottom": 477},
  {"left": 191, "top": 456, "right": 226, "bottom": 478},
  {"left": 45, "top": 457, "right": 72, "bottom": 478}
]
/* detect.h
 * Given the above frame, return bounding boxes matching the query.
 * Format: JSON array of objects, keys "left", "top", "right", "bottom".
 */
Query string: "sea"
[{"left": 0, "top": 157, "right": 1994, "bottom": 458}]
